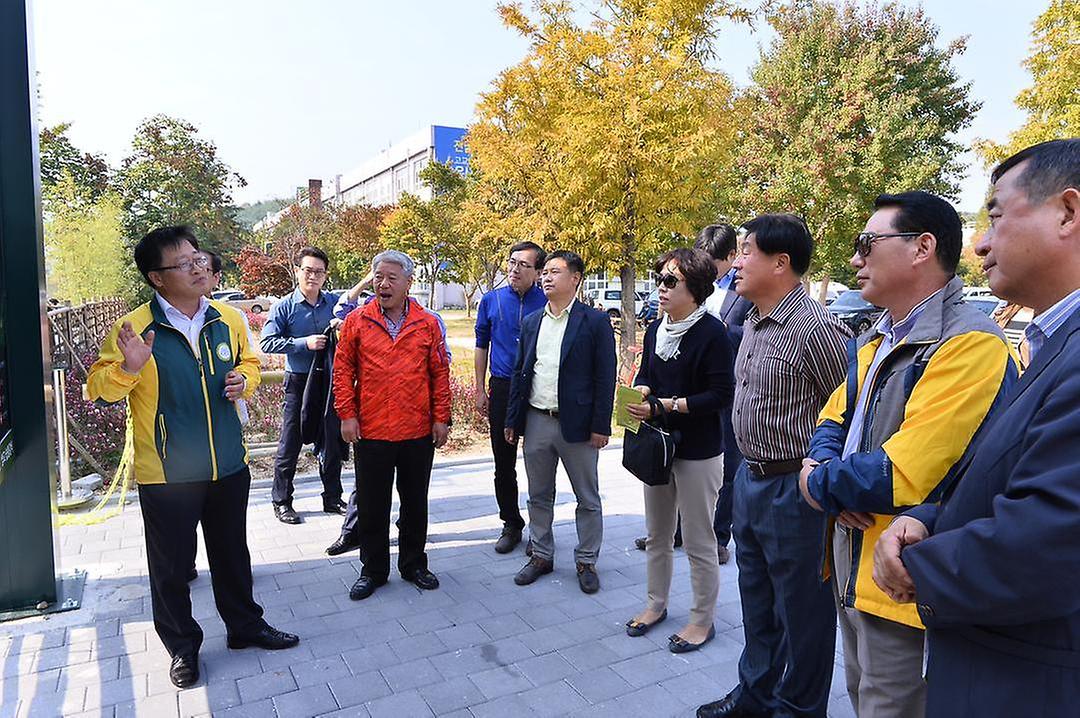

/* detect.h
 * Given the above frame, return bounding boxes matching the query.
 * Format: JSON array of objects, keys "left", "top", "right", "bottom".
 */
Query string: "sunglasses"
[
  {"left": 854, "top": 231, "right": 922, "bottom": 257},
  {"left": 655, "top": 273, "right": 682, "bottom": 289}
]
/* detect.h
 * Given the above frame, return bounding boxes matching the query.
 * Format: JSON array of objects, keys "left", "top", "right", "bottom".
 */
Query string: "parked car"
[
  {"left": 590, "top": 286, "right": 646, "bottom": 318},
  {"left": 962, "top": 286, "right": 996, "bottom": 299},
  {"left": 212, "top": 289, "right": 244, "bottom": 301},
  {"left": 637, "top": 288, "right": 660, "bottom": 326},
  {"left": 224, "top": 293, "right": 271, "bottom": 314},
  {"left": 828, "top": 289, "right": 884, "bottom": 334},
  {"left": 964, "top": 297, "right": 1005, "bottom": 317}
]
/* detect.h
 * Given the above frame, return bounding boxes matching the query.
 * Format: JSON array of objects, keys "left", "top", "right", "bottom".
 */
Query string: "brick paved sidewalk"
[{"left": 0, "top": 449, "right": 853, "bottom": 717}]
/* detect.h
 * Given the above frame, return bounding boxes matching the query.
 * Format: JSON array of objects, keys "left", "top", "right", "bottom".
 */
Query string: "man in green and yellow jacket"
[
  {"left": 798, "top": 193, "right": 1019, "bottom": 718},
  {"left": 88, "top": 226, "right": 299, "bottom": 690}
]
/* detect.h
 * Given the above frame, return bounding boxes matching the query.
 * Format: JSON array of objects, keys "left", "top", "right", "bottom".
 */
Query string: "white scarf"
[{"left": 654, "top": 305, "right": 707, "bottom": 361}]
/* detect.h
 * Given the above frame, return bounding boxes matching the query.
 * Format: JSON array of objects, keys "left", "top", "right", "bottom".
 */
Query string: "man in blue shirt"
[
  {"left": 260, "top": 247, "right": 346, "bottom": 524},
  {"left": 474, "top": 241, "right": 547, "bottom": 553}
]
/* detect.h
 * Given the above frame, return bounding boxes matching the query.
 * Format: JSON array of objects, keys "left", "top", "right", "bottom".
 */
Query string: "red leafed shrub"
[
  {"left": 60, "top": 353, "right": 127, "bottom": 478},
  {"left": 445, "top": 374, "right": 489, "bottom": 452}
]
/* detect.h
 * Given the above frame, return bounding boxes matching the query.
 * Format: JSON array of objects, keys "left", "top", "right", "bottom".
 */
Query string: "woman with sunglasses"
[{"left": 624, "top": 247, "right": 735, "bottom": 652}]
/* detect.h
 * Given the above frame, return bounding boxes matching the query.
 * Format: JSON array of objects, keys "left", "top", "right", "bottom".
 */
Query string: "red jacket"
[{"left": 333, "top": 298, "right": 451, "bottom": 441}]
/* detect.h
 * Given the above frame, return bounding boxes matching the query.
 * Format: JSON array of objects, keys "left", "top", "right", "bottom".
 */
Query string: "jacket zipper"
[
  {"left": 158, "top": 414, "right": 168, "bottom": 459},
  {"left": 156, "top": 319, "right": 220, "bottom": 480}
]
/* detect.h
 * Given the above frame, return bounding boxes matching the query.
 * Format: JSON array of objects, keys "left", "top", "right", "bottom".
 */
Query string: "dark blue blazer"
[
  {"left": 902, "top": 309, "right": 1080, "bottom": 717},
  {"left": 506, "top": 300, "right": 616, "bottom": 443},
  {"left": 715, "top": 281, "right": 752, "bottom": 471}
]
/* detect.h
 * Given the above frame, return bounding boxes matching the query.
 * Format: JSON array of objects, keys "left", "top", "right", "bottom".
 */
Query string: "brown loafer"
[{"left": 514, "top": 557, "right": 553, "bottom": 586}]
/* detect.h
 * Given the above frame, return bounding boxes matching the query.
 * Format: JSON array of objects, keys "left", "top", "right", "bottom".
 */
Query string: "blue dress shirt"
[{"left": 260, "top": 288, "right": 337, "bottom": 374}]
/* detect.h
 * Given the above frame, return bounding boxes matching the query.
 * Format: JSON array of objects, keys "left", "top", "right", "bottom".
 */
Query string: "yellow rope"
[{"left": 56, "top": 412, "right": 134, "bottom": 526}]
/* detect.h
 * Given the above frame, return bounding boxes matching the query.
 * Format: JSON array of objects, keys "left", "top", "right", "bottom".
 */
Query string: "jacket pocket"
[{"left": 156, "top": 414, "right": 168, "bottom": 459}]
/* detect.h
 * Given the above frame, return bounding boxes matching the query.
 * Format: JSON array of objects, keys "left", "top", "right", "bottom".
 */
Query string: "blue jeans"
[{"left": 731, "top": 462, "right": 836, "bottom": 718}]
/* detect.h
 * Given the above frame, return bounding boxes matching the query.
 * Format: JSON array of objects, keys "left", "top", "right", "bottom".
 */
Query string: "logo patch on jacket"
[{"left": 216, "top": 342, "right": 232, "bottom": 362}]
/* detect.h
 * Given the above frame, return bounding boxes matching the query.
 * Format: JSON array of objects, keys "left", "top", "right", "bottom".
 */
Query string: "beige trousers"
[{"left": 643, "top": 454, "right": 723, "bottom": 627}]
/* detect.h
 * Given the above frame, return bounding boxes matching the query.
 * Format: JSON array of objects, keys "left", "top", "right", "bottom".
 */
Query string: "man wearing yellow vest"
[
  {"left": 88, "top": 226, "right": 299, "bottom": 690},
  {"left": 798, "top": 193, "right": 1018, "bottom": 717}
]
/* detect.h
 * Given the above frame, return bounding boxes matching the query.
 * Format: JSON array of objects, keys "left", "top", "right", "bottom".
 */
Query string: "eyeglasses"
[
  {"left": 655, "top": 273, "right": 682, "bottom": 289},
  {"left": 507, "top": 258, "right": 534, "bottom": 271},
  {"left": 297, "top": 266, "right": 327, "bottom": 278},
  {"left": 153, "top": 255, "right": 211, "bottom": 273},
  {"left": 854, "top": 232, "right": 922, "bottom": 257}
]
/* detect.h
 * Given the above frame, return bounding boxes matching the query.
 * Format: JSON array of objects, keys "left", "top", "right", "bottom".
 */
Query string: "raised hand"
[{"left": 118, "top": 322, "right": 155, "bottom": 374}]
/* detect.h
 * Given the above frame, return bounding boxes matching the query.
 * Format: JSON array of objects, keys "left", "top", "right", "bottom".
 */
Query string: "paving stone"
[
  {"left": 513, "top": 653, "right": 577, "bottom": 685},
  {"left": 328, "top": 671, "right": 392, "bottom": 708},
  {"left": 236, "top": 667, "right": 297, "bottom": 702},
  {"left": 389, "top": 633, "right": 448, "bottom": 663},
  {"left": 417, "top": 676, "right": 486, "bottom": 715},
  {"left": 177, "top": 680, "right": 242, "bottom": 716},
  {"left": 565, "top": 666, "right": 634, "bottom": 704},
  {"left": 379, "top": 656, "right": 444, "bottom": 693},
  {"left": 272, "top": 683, "right": 339, "bottom": 718},
  {"left": 290, "top": 655, "right": 352, "bottom": 687},
  {"left": 468, "top": 663, "right": 534, "bottom": 700},
  {"left": 518, "top": 679, "right": 590, "bottom": 716},
  {"left": 365, "top": 688, "right": 434, "bottom": 718}
]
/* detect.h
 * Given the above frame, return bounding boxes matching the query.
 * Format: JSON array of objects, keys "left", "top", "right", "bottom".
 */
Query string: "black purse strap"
[{"left": 646, "top": 395, "right": 671, "bottom": 430}]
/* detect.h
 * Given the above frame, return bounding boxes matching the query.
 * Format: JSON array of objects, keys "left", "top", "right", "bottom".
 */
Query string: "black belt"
[
  {"left": 745, "top": 458, "right": 803, "bottom": 478},
  {"left": 531, "top": 407, "right": 559, "bottom": 418}
]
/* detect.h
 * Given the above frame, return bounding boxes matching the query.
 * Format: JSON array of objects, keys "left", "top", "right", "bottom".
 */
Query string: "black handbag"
[{"left": 621, "top": 396, "right": 680, "bottom": 486}]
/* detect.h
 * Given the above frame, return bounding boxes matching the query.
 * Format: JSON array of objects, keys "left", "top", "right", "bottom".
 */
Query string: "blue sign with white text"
[{"left": 432, "top": 125, "right": 470, "bottom": 176}]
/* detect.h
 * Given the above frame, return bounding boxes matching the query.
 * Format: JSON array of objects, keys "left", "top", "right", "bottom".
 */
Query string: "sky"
[{"left": 32, "top": 0, "right": 1045, "bottom": 214}]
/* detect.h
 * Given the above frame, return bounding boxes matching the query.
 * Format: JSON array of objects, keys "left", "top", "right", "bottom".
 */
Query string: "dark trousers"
[
  {"left": 712, "top": 414, "right": 741, "bottom": 546},
  {"left": 355, "top": 436, "right": 435, "bottom": 581},
  {"left": 731, "top": 463, "right": 836, "bottom": 718},
  {"left": 488, "top": 376, "right": 524, "bottom": 530},
  {"left": 138, "top": 468, "right": 266, "bottom": 658},
  {"left": 272, "top": 371, "right": 343, "bottom": 507}
]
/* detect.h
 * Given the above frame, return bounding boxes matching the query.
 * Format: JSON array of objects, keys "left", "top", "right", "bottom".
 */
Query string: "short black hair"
[
  {"left": 694, "top": 224, "right": 738, "bottom": 261},
  {"left": 991, "top": 139, "right": 1080, "bottom": 204},
  {"left": 873, "top": 191, "right": 962, "bottom": 274},
  {"left": 544, "top": 249, "right": 585, "bottom": 277},
  {"left": 510, "top": 241, "right": 546, "bottom": 270},
  {"left": 740, "top": 214, "right": 813, "bottom": 275},
  {"left": 134, "top": 225, "right": 200, "bottom": 285},
  {"left": 654, "top": 248, "right": 718, "bottom": 305},
  {"left": 204, "top": 251, "right": 223, "bottom": 275},
  {"left": 295, "top": 246, "right": 329, "bottom": 269}
]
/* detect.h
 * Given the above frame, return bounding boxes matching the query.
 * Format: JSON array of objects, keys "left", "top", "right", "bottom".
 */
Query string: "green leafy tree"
[
  {"left": 731, "top": 1, "right": 979, "bottom": 298},
  {"left": 976, "top": 0, "right": 1079, "bottom": 165},
  {"left": 382, "top": 161, "right": 471, "bottom": 310},
  {"left": 44, "top": 174, "right": 126, "bottom": 302},
  {"left": 39, "top": 123, "right": 111, "bottom": 209},
  {"left": 117, "top": 115, "right": 247, "bottom": 298},
  {"left": 468, "top": 0, "right": 743, "bottom": 355}
]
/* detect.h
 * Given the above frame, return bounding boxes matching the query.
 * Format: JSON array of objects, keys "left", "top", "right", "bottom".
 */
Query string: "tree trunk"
[
  {"left": 816, "top": 273, "right": 832, "bottom": 305},
  {"left": 619, "top": 263, "right": 637, "bottom": 357}
]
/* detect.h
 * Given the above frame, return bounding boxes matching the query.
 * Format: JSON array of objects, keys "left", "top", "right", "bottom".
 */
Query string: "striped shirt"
[
  {"left": 733, "top": 284, "right": 850, "bottom": 462},
  {"left": 1024, "top": 287, "right": 1080, "bottom": 360}
]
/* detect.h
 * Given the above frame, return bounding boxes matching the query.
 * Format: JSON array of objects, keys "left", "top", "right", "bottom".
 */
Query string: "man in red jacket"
[{"left": 333, "top": 250, "right": 452, "bottom": 601}]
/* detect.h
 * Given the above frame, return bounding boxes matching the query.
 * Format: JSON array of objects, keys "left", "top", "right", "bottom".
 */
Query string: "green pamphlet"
[{"left": 616, "top": 386, "right": 645, "bottom": 434}]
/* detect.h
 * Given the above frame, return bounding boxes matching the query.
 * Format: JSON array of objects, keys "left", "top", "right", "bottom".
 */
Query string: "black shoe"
[
  {"left": 169, "top": 653, "right": 199, "bottom": 688},
  {"left": 576, "top": 562, "right": 600, "bottom": 594},
  {"left": 697, "top": 689, "right": 768, "bottom": 718},
  {"left": 323, "top": 499, "right": 348, "bottom": 515},
  {"left": 349, "top": 576, "right": 386, "bottom": 600},
  {"left": 634, "top": 536, "right": 647, "bottom": 551},
  {"left": 494, "top": 526, "right": 522, "bottom": 554},
  {"left": 274, "top": 504, "right": 302, "bottom": 525},
  {"left": 186, "top": 567, "right": 198, "bottom": 582},
  {"left": 625, "top": 608, "right": 667, "bottom": 637},
  {"left": 326, "top": 535, "right": 360, "bottom": 556},
  {"left": 226, "top": 626, "right": 300, "bottom": 651},
  {"left": 514, "top": 557, "right": 553, "bottom": 586},
  {"left": 403, "top": 568, "right": 440, "bottom": 590},
  {"left": 669, "top": 624, "right": 715, "bottom": 653}
]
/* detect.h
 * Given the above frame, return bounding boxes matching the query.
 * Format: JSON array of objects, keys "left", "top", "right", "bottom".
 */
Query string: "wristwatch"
[{"left": 670, "top": 396, "right": 680, "bottom": 413}]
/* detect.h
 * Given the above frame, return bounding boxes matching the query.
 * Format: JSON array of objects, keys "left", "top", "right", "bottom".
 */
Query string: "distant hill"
[{"left": 235, "top": 198, "right": 290, "bottom": 229}]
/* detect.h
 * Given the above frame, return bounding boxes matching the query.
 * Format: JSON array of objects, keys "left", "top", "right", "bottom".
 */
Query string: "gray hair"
[{"left": 371, "top": 250, "right": 415, "bottom": 277}]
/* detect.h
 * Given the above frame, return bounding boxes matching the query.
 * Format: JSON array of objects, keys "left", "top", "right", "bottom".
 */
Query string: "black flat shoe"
[
  {"left": 349, "top": 576, "right": 386, "bottom": 600},
  {"left": 634, "top": 536, "right": 647, "bottom": 551},
  {"left": 403, "top": 568, "right": 440, "bottom": 591},
  {"left": 323, "top": 499, "right": 348, "bottom": 515},
  {"left": 625, "top": 609, "right": 667, "bottom": 637},
  {"left": 273, "top": 504, "right": 302, "bottom": 525},
  {"left": 697, "top": 689, "right": 769, "bottom": 718},
  {"left": 669, "top": 624, "right": 716, "bottom": 654},
  {"left": 326, "top": 535, "right": 360, "bottom": 556},
  {"left": 227, "top": 626, "right": 300, "bottom": 650},
  {"left": 169, "top": 653, "right": 199, "bottom": 688}
]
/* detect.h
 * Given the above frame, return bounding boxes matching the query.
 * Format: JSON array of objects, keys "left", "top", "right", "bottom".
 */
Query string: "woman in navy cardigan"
[{"left": 624, "top": 248, "right": 735, "bottom": 652}]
